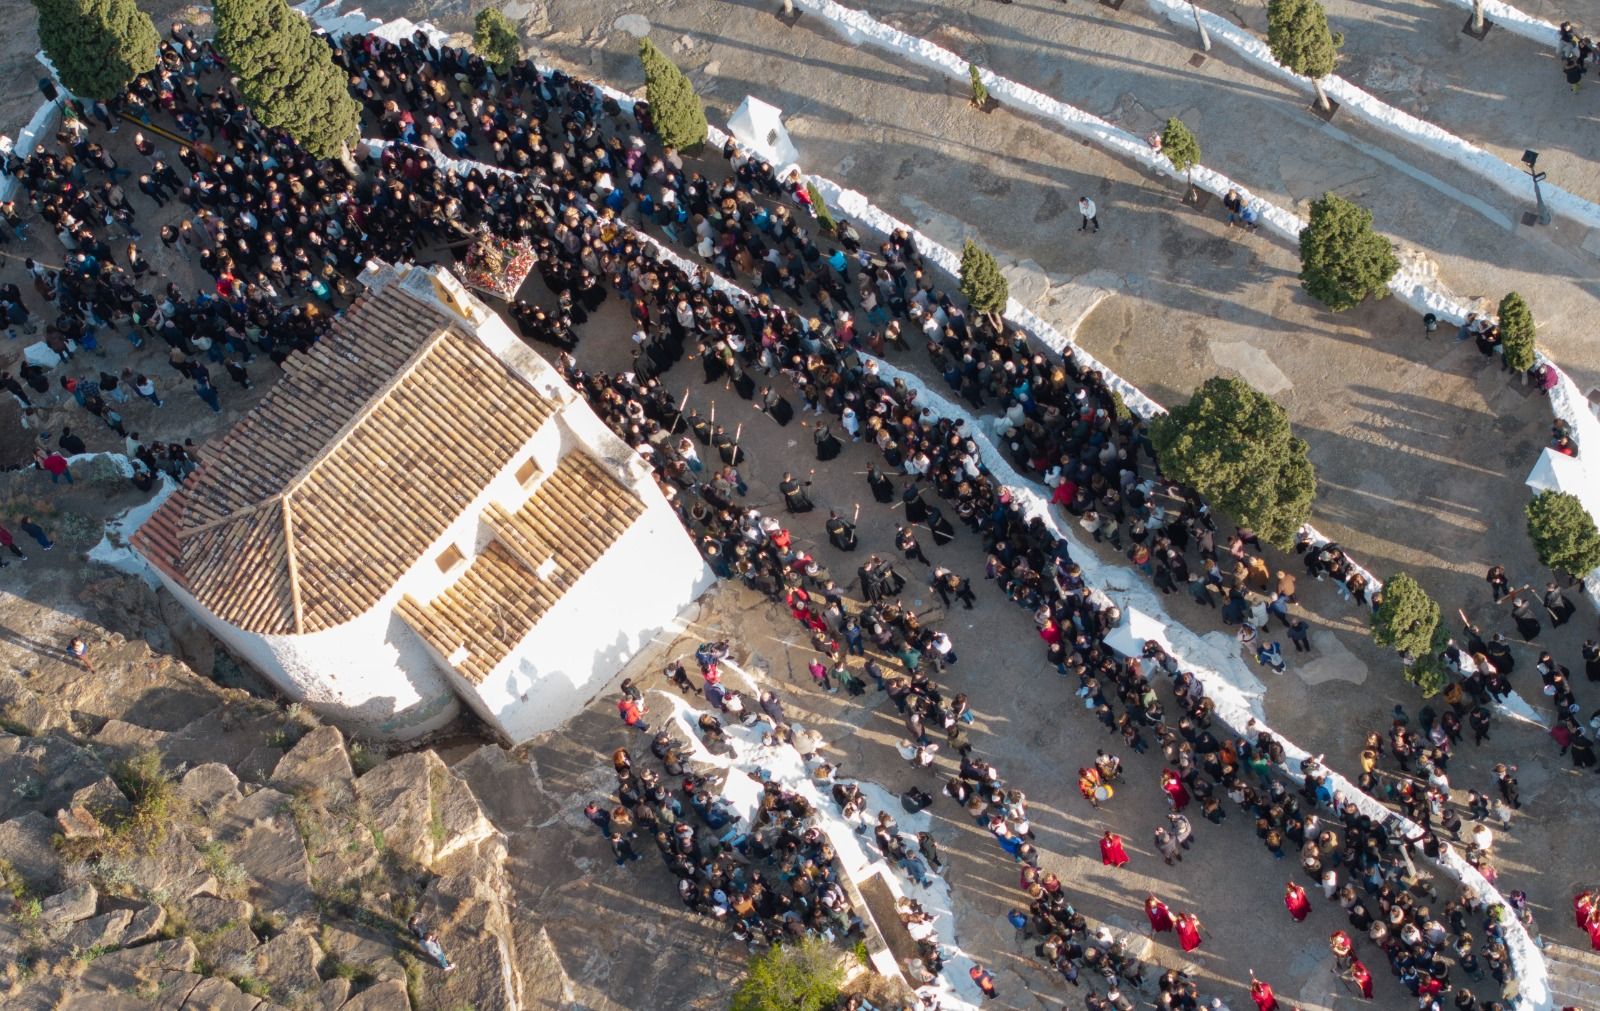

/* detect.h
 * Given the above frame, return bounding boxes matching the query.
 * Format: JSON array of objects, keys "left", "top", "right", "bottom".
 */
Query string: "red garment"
[
  {"left": 1145, "top": 899, "right": 1173, "bottom": 933},
  {"left": 1161, "top": 770, "right": 1190, "bottom": 811},
  {"left": 39, "top": 453, "right": 68, "bottom": 477},
  {"left": 1285, "top": 885, "right": 1312, "bottom": 922},
  {"left": 1175, "top": 915, "right": 1202, "bottom": 951},
  {"left": 1589, "top": 917, "right": 1600, "bottom": 952},
  {"left": 617, "top": 699, "right": 643, "bottom": 725},
  {"left": 1575, "top": 892, "right": 1596, "bottom": 930},
  {"left": 1250, "top": 981, "right": 1278, "bottom": 1011},
  {"left": 1099, "top": 834, "right": 1129, "bottom": 868},
  {"left": 1349, "top": 959, "right": 1373, "bottom": 999},
  {"left": 1039, "top": 621, "right": 1062, "bottom": 645}
]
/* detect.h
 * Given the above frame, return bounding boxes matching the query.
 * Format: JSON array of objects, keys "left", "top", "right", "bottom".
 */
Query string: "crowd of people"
[{"left": 0, "top": 17, "right": 1582, "bottom": 1010}]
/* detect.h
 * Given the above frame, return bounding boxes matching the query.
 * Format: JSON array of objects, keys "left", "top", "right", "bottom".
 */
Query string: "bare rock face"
[
  {"left": 39, "top": 883, "right": 98, "bottom": 936},
  {"left": 60, "top": 908, "right": 134, "bottom": 952},
  {"left": 231, "top": 925, "right": 324, "bottom": 997},
  {"left": 178, "top": 763, "right": 243, "bottom": 817},
  {"left": 76, "top": 936, "right": 198, "bottom": 991},
  {"left": 336, "top": 977, "right": 410, "bottom": 1010},
  {"left": 119, "top": 903, "right": 166, "bottom": 946},
  {"left": 0, "top": 629, "right": 529, "bottom": 1011},
  {"left": 353, "top": 749, "right": 494, "bottom": 869},
  {"left": 270, "top": 725, "right": 355, "bottom": 802},
  {"left": 0, "top": 810, "right": 57, "bottom": 887},
  {"left": 55, "top": 805, "right": 106, "bottom": 841}
]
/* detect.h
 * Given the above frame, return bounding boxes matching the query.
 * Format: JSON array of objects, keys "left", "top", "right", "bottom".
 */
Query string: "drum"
[{"left": 1093, "top": 784, "right": 1113, "bottom": 802}]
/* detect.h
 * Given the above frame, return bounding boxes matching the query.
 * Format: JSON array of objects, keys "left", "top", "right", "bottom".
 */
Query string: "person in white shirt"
[{"left": 1079, "top": 196, "right": 1100, "bottom": 232}]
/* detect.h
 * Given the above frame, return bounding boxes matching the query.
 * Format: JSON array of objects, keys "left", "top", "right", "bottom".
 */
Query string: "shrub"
[
  {"left": 731, "top": 937, "right": 846, "bottom": 1011},
  {"left": 110, "top": 750, "right": 176, "bottom": 849},
  {"left": 969, "top": 64, "right": 989, "bottom": 107}
]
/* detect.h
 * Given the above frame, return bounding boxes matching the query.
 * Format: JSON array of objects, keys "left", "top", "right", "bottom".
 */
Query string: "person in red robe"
[
  {"left": 1589, "top": 915, "right": 1600, "bottom": 952},
  {"left": 1250, "top": 977, "right": 1278, "bottom": 1011},
  {"left": 1348, "top": 958, "right": 1373, "bottom": 999},
  {"left": 1175, "top": 912, "right": 1203, "bottom": 952},
  {"left": 1284, "top": 882, "right": 1312, "bottom": 922},
  {"left": 1099, "top": 830, "right": 1130, "bottom": 868},
  {"left": 1160, "top": 768, "right": 1190, "bottom": 810},
  {"left": 1576, "top": 891, "right": 1597, "bottom": 930},
  {"left": 1329, "top": 930, "right": 1353, "bottom": 963},
  {"left": 1145, "top": 895, "right": 1174, "bottom": 933}
]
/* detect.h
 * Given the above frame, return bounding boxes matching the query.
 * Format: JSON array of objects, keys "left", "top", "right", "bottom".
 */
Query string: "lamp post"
[
  {"left": 1522, "top": 149, "right": 1551, "bottom": 226},
  {"left": 1192, "top": 4, "right": 1212, "bottom": 51}
]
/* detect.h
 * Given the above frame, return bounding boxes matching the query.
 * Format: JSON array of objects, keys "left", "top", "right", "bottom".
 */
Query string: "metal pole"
[
  {"left": 1472, "top": 0, "right": 1485, "bottom": 34},
  {"left": 1192, "top": 5, "right": 1212, "bottom": 51},
  {"left": 1533, "top": 172, "right": 1551, "bottom": 226}
]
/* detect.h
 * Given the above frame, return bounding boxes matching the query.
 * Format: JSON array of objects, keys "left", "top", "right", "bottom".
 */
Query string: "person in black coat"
[
  {"left": 867, "top": 464, "right": 895, "bottom": 503},
  {"left": 826, "top": 510, "right": 858, "bottom": 551},
  {"left": 814, "top": 423, "right": 841, "bottom": 461}
]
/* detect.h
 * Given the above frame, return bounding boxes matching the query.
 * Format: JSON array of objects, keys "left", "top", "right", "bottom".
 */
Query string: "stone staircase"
[{"left": 1545, "top": 941, "right": 1600, "bottom": 1009}]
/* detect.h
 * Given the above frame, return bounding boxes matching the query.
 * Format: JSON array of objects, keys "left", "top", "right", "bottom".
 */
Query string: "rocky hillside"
[{"left": 0, "top": 587, "right": 571, "bottom": 1011}]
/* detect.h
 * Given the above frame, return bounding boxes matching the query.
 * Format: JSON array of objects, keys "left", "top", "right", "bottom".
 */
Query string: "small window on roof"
[
  {"left": 436, "top": 544, "right": 465, "bottom": 573},
  {"left": 515, "top": 458, "right": 539, "bottom": 487}
]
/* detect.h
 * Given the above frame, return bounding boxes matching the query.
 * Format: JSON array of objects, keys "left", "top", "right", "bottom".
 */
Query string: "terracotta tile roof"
[
  {"left": 396, "top": 451, "right": 644, "bottom": 685},
  {"left": 132, "top": 282, "right": 558, "bottom": 635}
]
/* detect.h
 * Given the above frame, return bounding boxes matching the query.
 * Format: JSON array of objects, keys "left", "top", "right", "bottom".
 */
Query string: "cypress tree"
[
  {"left": 473, "top": 8, "right": 520, "bottom": 75},
  {"left": 1497, "top": 292, "right": 1537, "bottom": 372},
  {"left": 33, "top": 0, "right": 160, "bottom": 101},
  {"left": 1527, "top": 490, "right": 1600, "bottom": 579},
  {"left": 1370, "top": 572, "right": 1440, "bottom": 661},
  {"left": 1160, "top": 117, "right": 1201, "bottom": 192},
  {"left": 1267, "top": 0, "right": 1342, "bottom": 111},
  {"left": 214, "top": 0, "right": 362, "bottom": 162},
  {"left": 969, "top": 65, "right": 989, "bottom": 108},
  {"left": 1150, "top": 376, "right": 1316, "bottom": 547},
  {"left": 959, "top": 239, "right": 1008, "bottom": 331},
  {"left": 638, "top": 39, "right": 707, "bottom": 151},
  {"left": 1298, "top": 192, "right": 1398, "bottom": 312}
]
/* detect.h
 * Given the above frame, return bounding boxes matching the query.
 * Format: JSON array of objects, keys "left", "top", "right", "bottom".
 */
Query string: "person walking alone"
[{"left": 1079, "top": 196, "right": 1100, "bottom": 233}]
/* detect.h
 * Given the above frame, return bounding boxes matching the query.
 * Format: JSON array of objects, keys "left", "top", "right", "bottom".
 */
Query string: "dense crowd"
[{"left": 0, "top": 19, "right": 1570, "bottom": 1010}]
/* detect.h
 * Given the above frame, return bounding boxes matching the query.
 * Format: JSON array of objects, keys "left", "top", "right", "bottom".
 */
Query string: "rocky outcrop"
[{"left": 0, "top": 666, "right": 527, "bottom": 1011}]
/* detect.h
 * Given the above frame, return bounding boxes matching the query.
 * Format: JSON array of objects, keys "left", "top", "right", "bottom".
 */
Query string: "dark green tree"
[
  {"left": 730, "top": 937, "right": 845, "bottom": 1011},
  {"left": 1498, "top": 292, "right": 1537, "bottom": 373},
  {"left": 1160, "top": 117, "right": 1202, "bottom": 194},
  {"left": 638, "top": 38, "right": 707, "bottom": 151},
  {"left": 805, "top": 180, "right": 835, "bottom": 234},
  {"left": 1267, "top": 0, "right": 1343, "bottom": 111},
  {"left": 1527, "top": 490, "right": 1600, "bottom": 578},
  {"left": 959, "top": 238, "right": 1009, "bottom": 331},
  {"left": 1370, "top": 572, "right": 1440, "bottom": 660},
  {"left": 1298, "top": 192, "right": 1398, "bottom": 311},
  {"left": 969, "top": 64, "right": 989, "bottom": 108},
  {"left": 1150, "top": 376, "right": 1316, "bottom": 547},
  {"left": 33, "top": 0, "right": 159, "bottom": 101},
  {"left": 214, "top": 0, "right": 362, "bottom": 163},
  {"left": 473, "top": 8, "right": 521, "bottom": 75}
]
